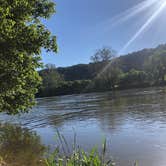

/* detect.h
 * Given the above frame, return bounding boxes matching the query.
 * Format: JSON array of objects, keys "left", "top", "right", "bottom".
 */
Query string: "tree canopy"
[
  {"left": 0, "top": 0, "right": 57, "bottom": 114},
  {"left": 90, "top": 47, "right": 116, "bottom": 63}
]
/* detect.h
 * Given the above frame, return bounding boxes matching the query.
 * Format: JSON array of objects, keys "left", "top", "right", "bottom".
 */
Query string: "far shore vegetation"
[{"left": 37, "top": 44, "right": 166, "bottom": 98}]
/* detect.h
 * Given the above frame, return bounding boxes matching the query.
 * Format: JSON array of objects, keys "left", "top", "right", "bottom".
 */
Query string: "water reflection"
[
  {"left": 0, "top": 123, "right": 46, "bottom": 166},
  {"left": 1, "top": 87, "right": 166, "bottom": 165},
  {"left": 94, "top": 87, "right": 166, "bottom": 132}
]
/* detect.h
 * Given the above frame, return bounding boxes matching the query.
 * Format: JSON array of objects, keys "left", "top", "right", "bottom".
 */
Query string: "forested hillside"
[
  {"left": 54, "top": 44, "right": 166, "bottom": 80},
  {"left": 37, "top": 44, "right": 166, "bottom": 97}
]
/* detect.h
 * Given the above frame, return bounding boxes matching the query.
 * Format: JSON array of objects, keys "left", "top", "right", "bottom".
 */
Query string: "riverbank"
[{"left": 36, "top": 81, "right": 166, "bottom": 98}]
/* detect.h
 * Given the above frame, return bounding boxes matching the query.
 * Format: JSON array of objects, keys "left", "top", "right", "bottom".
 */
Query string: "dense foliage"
[
  {"left": 0, "top": 0, "right": 57, "bottom": 114},
  {"left": 38, "top": 44, "right": 166, "bottom": 97},
  {"left": 0, "top": 123, "right": 46, "bottom": 166}
]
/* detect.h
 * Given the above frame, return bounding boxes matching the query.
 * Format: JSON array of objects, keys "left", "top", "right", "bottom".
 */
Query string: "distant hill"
[
  {"left": 55, "top": 44, "right": 166, "bottom": 81},
  {"left": 38, "top": 44, "right": 166, "bottom": 97},
  {"left": 57, "top": 64, "right": 93, "bottom": 81}
]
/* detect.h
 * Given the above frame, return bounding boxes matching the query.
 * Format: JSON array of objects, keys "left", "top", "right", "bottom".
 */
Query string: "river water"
[{"left": 1, "top": 87, "right": 166, "bottom": 166}]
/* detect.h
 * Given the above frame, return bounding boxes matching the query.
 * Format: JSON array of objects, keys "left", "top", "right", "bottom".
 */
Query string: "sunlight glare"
[
  {"left": 104, "top": 0, "right": 158, "bottom": 29},
  {"left": 119, "top": 0, "right": 166, "bottom": 54},
  {"left": 97, "top": 0, "right": 166, "bottom": 79}
]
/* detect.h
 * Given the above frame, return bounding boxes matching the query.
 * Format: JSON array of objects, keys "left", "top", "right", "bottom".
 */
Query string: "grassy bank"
[
  {"left": 0, "top": 128, "right": 138, "bottom": 166},
  {"left": 45, "top": 138, "right": 115, "bottom": 166}
]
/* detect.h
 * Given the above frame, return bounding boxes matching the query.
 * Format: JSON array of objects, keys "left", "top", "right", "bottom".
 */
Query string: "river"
[{"left": 1, "top": 87, "right": 166, "bottom": 166}]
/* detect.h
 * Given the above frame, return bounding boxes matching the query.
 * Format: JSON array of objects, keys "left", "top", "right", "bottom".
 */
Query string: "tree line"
[{"left": 37, "top": 45, "right": 166, "bottom": 97}]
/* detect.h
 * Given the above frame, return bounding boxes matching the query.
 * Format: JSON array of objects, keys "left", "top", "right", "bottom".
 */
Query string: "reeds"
[{"left": 45, "top": 131, "right": 115, "bottom": 166}]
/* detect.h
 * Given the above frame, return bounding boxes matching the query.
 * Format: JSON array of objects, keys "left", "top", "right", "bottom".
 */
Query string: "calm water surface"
[{"left": 1, "top": 87, "right": 166, "bottom": 165}]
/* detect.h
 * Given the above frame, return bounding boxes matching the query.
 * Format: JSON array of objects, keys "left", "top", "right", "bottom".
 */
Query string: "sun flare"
[
  {"left": 119, "top": 0, "right": 166, "bottom": 54},
  {"left": 98, "top": 0, "right": 166, "bottom": 78}
]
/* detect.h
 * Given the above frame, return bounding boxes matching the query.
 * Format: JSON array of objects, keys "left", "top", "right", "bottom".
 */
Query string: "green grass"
[
  {"left": 45, "top": 131, "right": 115, "bottom": 166},
  {"left": 45, "top": 141, "right": 115, "bottom": 166}
]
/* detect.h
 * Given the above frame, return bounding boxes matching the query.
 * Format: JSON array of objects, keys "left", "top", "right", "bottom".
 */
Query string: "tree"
[
  {"left": 0, "top": 0, "right": 57, "bottom": 114},
  {"left": 90, "top": 47, "right": 117, "bottom": 79},
  {"left": 42, "top": 64, "right": 63, "bottom": 88},
  {"left": 45, "top": 63, "right": 56, "bottom": 70},
  {"left": 120, "top": 69, "right": 148, "bottom": 88},
  {"left": 93, "top": 66, "right": 122, "bottom": 91},
  {"left": 145, "top": 50, "right": 166, "bottom": 84},
  {"left": 90, "top": 53, "right": 100, "bottom": 63},
  {"left": 90, "top": 47, "right": 116, "bottom": 63}
]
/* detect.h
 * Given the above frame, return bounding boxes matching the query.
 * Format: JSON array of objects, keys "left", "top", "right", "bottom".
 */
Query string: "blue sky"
[{"left": 42, "top": 0, "right": 166, "bottom": 67}]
